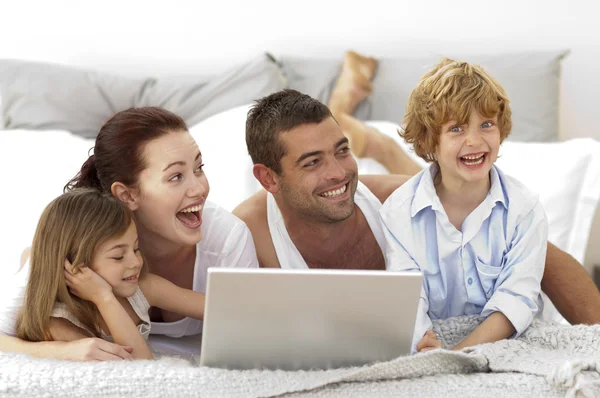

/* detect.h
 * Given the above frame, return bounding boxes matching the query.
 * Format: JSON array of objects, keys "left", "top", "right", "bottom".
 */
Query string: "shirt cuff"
[
  {"left": 411, "top": 298, "right": 432, "bottom": 354},
  {"left": 481, "top": 290, "right": 536, "bottom": 337}
]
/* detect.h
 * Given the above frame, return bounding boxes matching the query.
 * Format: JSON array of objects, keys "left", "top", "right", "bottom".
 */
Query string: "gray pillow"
[
  {"left": 279, "top": 51, "right": 569, "bottom": 142},
  {"left": 0, "top": 53, "right": 285, "bottom": 138}
]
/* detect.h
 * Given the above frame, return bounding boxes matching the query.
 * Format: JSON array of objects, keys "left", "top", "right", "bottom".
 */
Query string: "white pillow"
[
  {"left": 364, "top": 121, "right": 600, "bottom": 264},
  {"left": 189, "top": 104, "right": 262, "bottom": 212},
  {"left": 0, "top": 129, "right": 95, "bottom": 274}
]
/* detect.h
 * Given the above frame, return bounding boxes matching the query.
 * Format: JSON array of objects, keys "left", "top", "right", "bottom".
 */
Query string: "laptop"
[{"left": 199, "top": 268, "right": 423, "bottom": 370}]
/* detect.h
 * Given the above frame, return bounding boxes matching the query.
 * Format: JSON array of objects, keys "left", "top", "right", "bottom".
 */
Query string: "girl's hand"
[
  {"left": 64, "top": 260, "right": 114, "bottom": 305},
  {"left": 417, "top": 330, "right": 442, "bottom": 353}
]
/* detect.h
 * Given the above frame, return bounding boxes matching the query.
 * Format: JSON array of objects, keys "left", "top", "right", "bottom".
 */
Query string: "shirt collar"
[{"left": 410, "top": 164, "right": 507, "bottom": 218}]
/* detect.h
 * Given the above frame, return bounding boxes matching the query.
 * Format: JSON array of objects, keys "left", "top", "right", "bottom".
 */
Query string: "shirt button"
[{"left": 468, "top": 277, "right": 473, "bottom": 285}]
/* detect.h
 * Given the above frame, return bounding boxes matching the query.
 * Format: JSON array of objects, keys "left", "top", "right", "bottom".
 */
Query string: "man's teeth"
[
  {"left": 181, "top": 204, "right": 203, "bottom": 213},
  {"left": 320, "top": 184, "right": 347, "bottom": 198}
]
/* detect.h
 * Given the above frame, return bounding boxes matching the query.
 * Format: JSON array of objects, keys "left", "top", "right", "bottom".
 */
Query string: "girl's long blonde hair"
[{"left": 16, "top": 188, "right": 133, "bottom": 341}]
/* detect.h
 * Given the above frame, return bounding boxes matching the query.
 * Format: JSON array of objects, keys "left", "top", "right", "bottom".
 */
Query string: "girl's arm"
[
  {"left": 139, "top": 273, "right": 205, "bottom": 319},
  {"left": 65, "top": 265, "right": 152, "bottom": 359},
  {"left": 452, "top": 312, "right": 515, "bottom": 350}
]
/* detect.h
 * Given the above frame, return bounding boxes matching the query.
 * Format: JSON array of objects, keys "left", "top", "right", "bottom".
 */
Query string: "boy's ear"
[
  {"left": 253, "top": 164, "right": 281, "bottom": 194},
  {"left": 111, "top": 182, "right": 140, "bottom": 211}
]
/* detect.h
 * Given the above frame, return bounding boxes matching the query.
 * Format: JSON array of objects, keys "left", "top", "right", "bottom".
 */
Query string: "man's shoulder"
[
  {"left": 232, "top": 190, "right": 268, "bottom": 227},
  {"left": 232, "top": 190, "right": 280, "bottom": 268},
  {"left": 358, "top": 174, "right": 413, "bottom": 203}
]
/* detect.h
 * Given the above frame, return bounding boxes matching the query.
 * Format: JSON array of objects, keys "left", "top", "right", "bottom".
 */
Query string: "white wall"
[
  {"left": 1, "top": 0, "right": 599, "bottom": 267},
  {"left": 1, "top": 0, "right": 598, "bottom": 141}
]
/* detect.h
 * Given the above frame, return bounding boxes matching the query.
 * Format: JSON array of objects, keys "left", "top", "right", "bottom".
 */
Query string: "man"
[{"left": 233, "top": 89, "right": 600, "bottom": 325}]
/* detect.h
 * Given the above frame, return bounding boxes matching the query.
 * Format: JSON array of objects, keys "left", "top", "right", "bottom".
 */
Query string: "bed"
[{"left": 1, "top": 51, "right": 600, "bottom": 397}]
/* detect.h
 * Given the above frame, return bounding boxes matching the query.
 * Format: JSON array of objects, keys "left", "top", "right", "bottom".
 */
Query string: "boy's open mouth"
[{"left": 460, "top": 152, "right": 486, "bottom": 166}]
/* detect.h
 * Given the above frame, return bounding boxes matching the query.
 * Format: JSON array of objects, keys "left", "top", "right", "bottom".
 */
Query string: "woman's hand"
[
  {"left": 416, "top": 330, "right": 442, "bottom": 353},
  {"left": 57, "top": 338, "right": 134, "bottom": 361},
  {"left": 64, "top": 260, "right": 113, "bottom": 305}
]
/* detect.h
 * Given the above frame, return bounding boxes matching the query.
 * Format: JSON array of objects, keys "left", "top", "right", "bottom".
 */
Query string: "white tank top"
[{"left": 267, "top": 181, "right": 387, "bottom": 269}]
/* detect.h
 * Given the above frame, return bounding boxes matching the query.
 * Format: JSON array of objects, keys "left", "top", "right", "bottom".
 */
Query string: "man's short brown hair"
[
  {"left": 246, "top": 89, "right": 333, "bottom": 174},
  {"left": 401, "top": 58, "right": 512, "bottom": 162}
]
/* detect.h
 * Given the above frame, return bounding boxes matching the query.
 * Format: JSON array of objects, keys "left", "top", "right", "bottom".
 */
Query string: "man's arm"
[
  {"left": 542, "top": 242, "right": 600, "bottom": 324},
  {"left": 232, "top": 190, "right": 280, "bottom": 268},
  {"left": 359, "top": 174, "right": 412, "bottom": 203}
]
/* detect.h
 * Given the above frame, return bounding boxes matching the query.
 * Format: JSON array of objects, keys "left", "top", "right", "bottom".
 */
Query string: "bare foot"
[
  {"left": 328, "top": 50, "right": 378, "bottom": 116},
  {"left": 338, "top": 113, "right": 388, "bottom": 159}
]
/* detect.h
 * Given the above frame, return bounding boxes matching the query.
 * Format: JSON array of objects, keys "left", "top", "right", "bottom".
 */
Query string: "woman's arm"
[
  {"left": 0, "top": 334, "right": 133, "bottom": 361},
  {"left": 139, "top": 273, "right": 205, "bottom": 320}
]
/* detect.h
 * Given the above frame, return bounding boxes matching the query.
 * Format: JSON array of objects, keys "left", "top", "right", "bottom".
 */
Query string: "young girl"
[
  {"left": 16, "top": 188, "right": 206, "bottom": 359},
  {"left": 380, "top": 58, "right": 548, "bottom": 353}
]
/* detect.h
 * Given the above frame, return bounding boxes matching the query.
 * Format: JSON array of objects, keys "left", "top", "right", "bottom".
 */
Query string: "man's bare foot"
[{"left": 328, "top": 50, "right": 378, "bottom": 116}]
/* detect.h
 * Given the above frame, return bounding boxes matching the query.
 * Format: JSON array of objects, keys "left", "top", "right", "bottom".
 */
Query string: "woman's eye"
[
  {"left": 169, "top": 173, "right": 182, "bottom": 182},
  {"left": 195, "top": 163, "right": 205, "bottom": 173}
]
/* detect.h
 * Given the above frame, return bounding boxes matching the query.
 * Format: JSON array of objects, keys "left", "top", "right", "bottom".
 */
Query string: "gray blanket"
[{"left": 1, "top": 316, "right": 599, "bottom": 398}]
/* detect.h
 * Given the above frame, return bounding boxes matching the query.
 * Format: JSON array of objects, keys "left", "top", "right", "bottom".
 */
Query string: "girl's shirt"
[
  {"left": 380, "top": 164, "right": 547, "bottom": 351},
  {"left": 51, "top": 287, "right": 151, "bottom": 341}
]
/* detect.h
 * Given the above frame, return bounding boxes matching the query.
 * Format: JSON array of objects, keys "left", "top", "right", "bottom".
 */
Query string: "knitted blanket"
[{"left": 1, "top": 316, "right": 599, "bottom": 398}]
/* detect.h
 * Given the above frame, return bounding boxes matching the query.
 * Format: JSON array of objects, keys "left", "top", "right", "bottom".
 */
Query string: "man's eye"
[
  {"left": 338, "top": 147, "right": 350, "bottom": 155},
  {"left": 304, "top": 159, "right": 319, "bottom": 167}
]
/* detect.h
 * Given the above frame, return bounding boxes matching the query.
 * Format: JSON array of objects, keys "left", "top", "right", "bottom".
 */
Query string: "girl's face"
[
  {"left": 434, "top": 109, "right": 501, "bottom": 187},
  {"left": 90, "top": 222, "right": 143, "bottom": 298},
  {"left": 132, "top": 130, "right": 209, "bottom": 249}
]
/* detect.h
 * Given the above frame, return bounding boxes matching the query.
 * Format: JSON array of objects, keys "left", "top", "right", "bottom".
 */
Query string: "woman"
[{"left": 0, "top": 107, "right": 258, "bottom": 360}]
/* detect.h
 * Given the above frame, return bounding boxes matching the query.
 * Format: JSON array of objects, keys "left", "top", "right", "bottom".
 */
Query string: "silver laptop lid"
[{"left": 200, "top": 268, "right": 423, "bottom": 370}]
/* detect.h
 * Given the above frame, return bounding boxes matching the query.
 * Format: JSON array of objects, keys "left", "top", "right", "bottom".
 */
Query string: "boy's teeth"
[
  {"left": 320, "top": 184, "right": 347, "bottom": 197},
  {"left": 181, "top": 204, "right": 203, "bottom": 213}
]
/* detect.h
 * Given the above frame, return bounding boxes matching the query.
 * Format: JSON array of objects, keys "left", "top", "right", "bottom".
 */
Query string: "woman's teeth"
[
  {"left": 181, "top": 204, "right": 203, "bottom": 213},
  {"left": 319, "top": 184, "right": 347, "bottom": 198}
]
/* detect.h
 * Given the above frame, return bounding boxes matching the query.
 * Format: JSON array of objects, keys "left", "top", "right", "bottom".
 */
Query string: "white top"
[
  {"left": 0, "top": 200, "right": 259, "bottom": 339},
  {"left": 150, "top": 200, "right": 259, "bottom": 337},
  {"left": 267, "top": 181, "right": 387, "bottom": 269},
  {"left": 381, "top": 164, "right": 547, "bottom": 350},
  {"left": 51, "top": 287, "right": 152, "bottom": 341}
]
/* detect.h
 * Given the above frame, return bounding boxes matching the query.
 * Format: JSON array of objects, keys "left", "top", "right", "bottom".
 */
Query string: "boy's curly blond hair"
[{"left": 401, "top": 58, "right": 512, "bottom": 162}]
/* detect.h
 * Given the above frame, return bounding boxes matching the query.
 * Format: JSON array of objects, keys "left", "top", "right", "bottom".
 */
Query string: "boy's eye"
[
  {"left": 481, "top": 121, "right": 494, "bottom": 128},
  {"left": 449, "top": 126, "right": 463, "bottom": 133}
]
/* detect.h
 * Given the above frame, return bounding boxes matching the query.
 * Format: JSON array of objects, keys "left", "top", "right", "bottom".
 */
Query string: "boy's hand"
[
  {"left": 64, "top": 260, "right": 114, "bottom": 305},
  {"left": 416, "top": 330, "right": 442, "bottom": 352}
]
